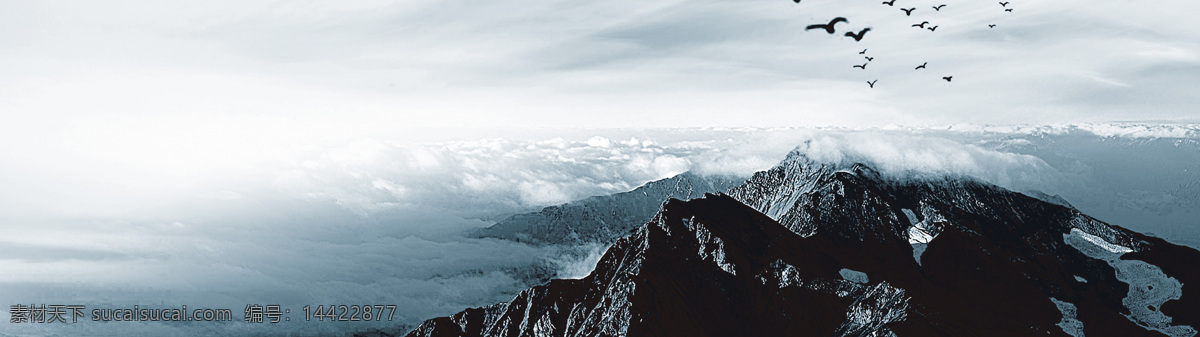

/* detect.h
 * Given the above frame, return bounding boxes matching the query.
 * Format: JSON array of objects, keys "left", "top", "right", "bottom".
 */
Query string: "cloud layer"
[{"left": 2, "top": 125, "right": 1198, "bottom": 336}]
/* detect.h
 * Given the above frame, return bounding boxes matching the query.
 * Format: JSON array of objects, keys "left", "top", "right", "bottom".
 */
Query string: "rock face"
[
  {"left": 401, "top": 151, "right": 1200, "bottom": 337},
  {"left": 405, "top": 305, "right": 507, "bottom": 337},
  {"left": 476, "top": 172, "right": 744, "bottom": 245}
]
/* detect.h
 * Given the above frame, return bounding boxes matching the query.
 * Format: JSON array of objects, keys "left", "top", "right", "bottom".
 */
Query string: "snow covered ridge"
[
  {"left": 390, "top": 151, "right": 1200, "bottom": 337},
  {"left": 688, "top": 122, "right": 1200, "bottom": 139},
  {"left": 925, "top": 123, "right": 1200, "bottom": 139}
]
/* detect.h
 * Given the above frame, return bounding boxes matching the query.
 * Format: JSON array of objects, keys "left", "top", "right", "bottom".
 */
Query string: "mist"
[{"left": 2, "top": 125, "right": 1198, "bottom": 336}]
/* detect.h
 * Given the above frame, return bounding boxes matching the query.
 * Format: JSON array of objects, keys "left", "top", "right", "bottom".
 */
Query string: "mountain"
[
  {"left": 978, "top": 131, "right": 1200, "bottom": 249},
  {"left": 395, "top": 150, "right": 1200, "bottom": 337},
  {"left": 475, "top": 172, "right": 744, "bottom": 245}
]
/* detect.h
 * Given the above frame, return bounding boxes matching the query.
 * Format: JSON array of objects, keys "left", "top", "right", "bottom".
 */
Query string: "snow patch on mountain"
[
  {"left": 839, "top": 268, "right": 869, "bottom": 284},
  {"left": 902, "top": 204, "right": 947, "bottom": 265},
  {"left": 1073, "top": 228, "right": 1134, "bottom": 254},
  {"left": 1068, "top": 216, "right": 1148, "bottom": 252},
  {"left": 900, "top": 209, "right": 918, "bottom": 227},
  {"left": 1064, "top": 229, "right": 1197, "bottom": 337},
  {"left": 1110, "top": 260, "right": 1195, "bottom": 337},
  {"left": 1050, "top": 297, "right": 1086, "bottom": 337}
]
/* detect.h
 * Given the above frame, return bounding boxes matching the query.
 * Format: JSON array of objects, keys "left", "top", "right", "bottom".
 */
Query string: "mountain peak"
[
  {"left": 397, "top": 150, "right": 1200, "bottom": 337},
  {"left": 475, "top": 172, "right": 744, "bottom": 245}
]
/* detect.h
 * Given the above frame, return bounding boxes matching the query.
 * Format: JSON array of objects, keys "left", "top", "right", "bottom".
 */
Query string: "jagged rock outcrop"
[{"left": 398, "top": 151, "right": 1200, "bottom": 337}]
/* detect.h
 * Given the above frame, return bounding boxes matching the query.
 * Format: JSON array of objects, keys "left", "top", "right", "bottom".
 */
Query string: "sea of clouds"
[{"left": 1, "top": 124, "right": 1197, "bottom": 336}]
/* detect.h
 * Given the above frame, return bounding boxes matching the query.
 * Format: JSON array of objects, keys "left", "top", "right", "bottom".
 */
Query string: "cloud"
[
  {"left": 546, "top": 243, "right": 611, "bottom": 280},
  {"left": 0, "top": 130, "right": 762, "bottom": 336},
  {"left": 0, "top": 200, "right": 548, "bottom": 336},
  {"left": 4, "top": 125, "right": 1199, "bottom": 336},
  {"left": 5, "top": 0, "right": 1198, "bottom": 133},
  {"left": 790, "top": 131, "right": 1061, "bottom": 189},
  {"left": 271, "top": 135, "right": 729, "bottom": 216},
  {"left": 265, "top": 128, "right": 1092, "bottom": 217}
]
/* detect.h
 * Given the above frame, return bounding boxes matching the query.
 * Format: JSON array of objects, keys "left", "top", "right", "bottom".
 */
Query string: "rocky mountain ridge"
[
  {"left": 476, "top": 172, "right": 743, "bottom": 245},
  {"left": 392, "top": 151, "right": 1200, "bottom": 337}
]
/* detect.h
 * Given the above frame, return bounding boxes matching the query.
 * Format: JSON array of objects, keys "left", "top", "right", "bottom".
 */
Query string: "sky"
[
  {"left": 3, "top": 0, "right": 1197, "bottom": 198},
  {"left": 2, "top": 0, "right": 1200, "bottom": 336},
  {"left": 3, "top": 0, "right": 1199, "bottom": 131}
]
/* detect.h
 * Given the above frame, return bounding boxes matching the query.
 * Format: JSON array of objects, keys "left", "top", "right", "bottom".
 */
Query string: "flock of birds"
[{"left": 798, "top": 0, "right": 1018, "bottom": 88}]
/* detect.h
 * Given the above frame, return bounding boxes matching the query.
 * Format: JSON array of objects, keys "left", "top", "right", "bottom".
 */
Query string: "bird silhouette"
[
  {"left": 988, "top": 24, "right": 996, "bottom": 28},
  {"left": 844, "top": 28, "right": 871, "bottom": 41},
  {"left": 882, "top": 0, "right": 896, "bottom": 6},
  {"left": 999, "top": 2, "right": 1009, "bottom": 7},
  {"left": 933, "top": 4, "right": 947, "bottom": 11},
  {"left": 868, "top": 79, "right": 878, "bottom": 88},
  {"left": 865, "top": 56, "right": 874, "bottom": 61},
  {"left": 913, "top": 21, "right": 930, "bottom": 28},
  {"left": 915, "top": 62, "right": 927, "bottom": 70},
  {"left": 943, "top": 76, "right": 953, "bottom": 82},
  {"left": 806, "top": 17, "right": 849, "bottom": 34},
  {"left": 859, "top": 48, "right": 868, "bottom": 54},
  {"left": 794, "top": 0, "right": 801, "bottom": 2},
  {"left": 927, "top": 25, "right": 939, "bottom": 31},
  {"left": 1005, "top": 8, "right": 1013, "bottom": 12},
  {"left": 853, "top": 63, "right": 868, "bottom": 69},
  {"left": 901, "top": 7, "right": 916, "bottom": 16}
]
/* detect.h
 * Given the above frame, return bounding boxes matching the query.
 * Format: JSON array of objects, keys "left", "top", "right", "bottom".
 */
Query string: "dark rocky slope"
[{"left": 396, "top": 152, "right": 1200, "bottom": 337}]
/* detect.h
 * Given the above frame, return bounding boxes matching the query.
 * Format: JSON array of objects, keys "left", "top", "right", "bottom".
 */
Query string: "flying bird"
[
  {"left": 915, "top": 62, "right": 927, "bottom": 70},
  {"left": 988, "top": 24, "right": 996, "bottom": 28},
  {"left": 999, "top": 2, "right": 1009, "bottom": 7},
  {"left": 865, "top": 56, "right": 874, "bottom": 61},
  {"left": 853, "top": 63, "right": 868, "bottom": 69},
  {"left": 901, "top": 7, "right": 916, "bottom": 16},
  {"left": 845, "top": 28, "right": 871, "bottom": 41},
  {"left": 913, "top": 21, "right": 930, "bottom": 28},
  {"left": 806, "top": 17, "right": 849, "bottom": 34},
  {"left": 868, "top": 79, "right": 878, "bottom": 88},
  {"left": 928, "top": 25, "right": 939, "bottom": 31},
  {"left": 933, "top": 4, "right": 947, "bottom": 11},
  {"left": 943, "top": 76, "right": 953, "bottom": 82},
  {"left": 1005, "top": 8, "right": 1013, "bottom": 12},
  {"left": 859, "top": 48, "right": 868, "bottom": 54},
  {"left": 882, "top": 0, "right": 896, "bottom": 6}
]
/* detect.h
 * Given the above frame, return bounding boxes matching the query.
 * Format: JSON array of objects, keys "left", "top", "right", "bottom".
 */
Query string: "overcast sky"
[
  {"left": 3, "top": 0, "right": 1198, "bottom": 131},
  {"left": 4, "top": 0, "right": 1197, "bottom": 185}
]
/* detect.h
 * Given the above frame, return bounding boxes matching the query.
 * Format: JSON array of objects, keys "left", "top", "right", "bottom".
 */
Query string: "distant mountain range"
[
  {"left": 474, "top": 172, "right": 744, "bottom": 245},
  {"left": 386, "top": 149, "right": 1200, "bottom": 337}
]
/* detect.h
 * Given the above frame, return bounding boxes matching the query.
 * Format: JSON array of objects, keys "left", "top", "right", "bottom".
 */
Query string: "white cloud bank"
[
  {"left": 1, "top": 125, "right": 1197, "bottom": 336},
  {"left": 790, "top": 131, "right": 1060, "bottom": 189}
]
